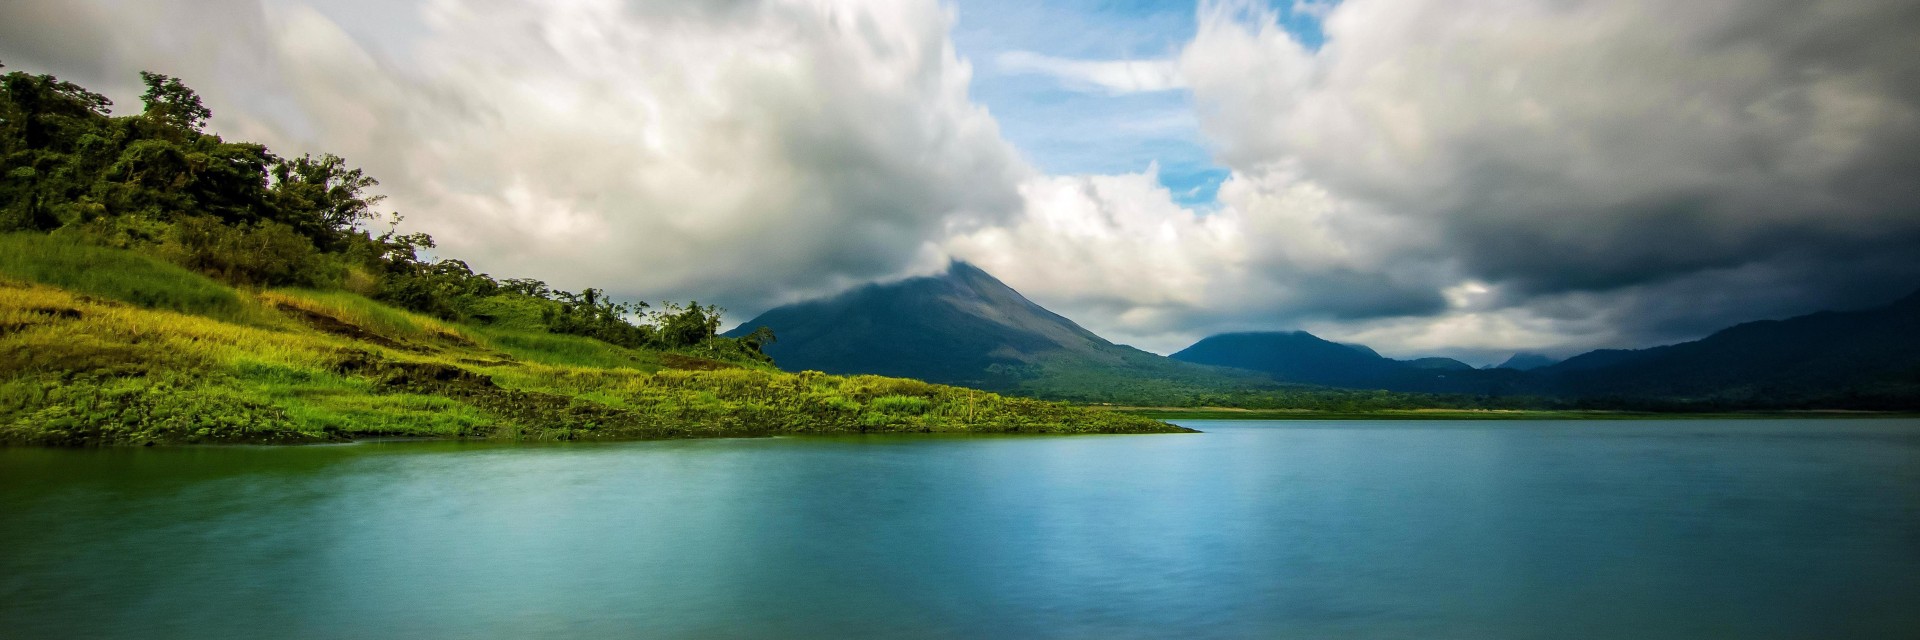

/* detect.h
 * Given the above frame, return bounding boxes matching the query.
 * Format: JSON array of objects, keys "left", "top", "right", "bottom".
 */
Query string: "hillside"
[
  {"left": 1532, "top": 290, "right": 1920, "bottom": 408},
  {"left": 1166, "top": 293, "right": 1920, "bottom": 409},
  {"left": 0, "top": 236, "right": 1187, "bottom": 444},
  {"left": 1493, "top": 352, "right": 1559, "bottom": 371},
  {"left": 1171, "top": 331, "right": 1402, "bottom": 386},
  {"left": 726, "top": 261, "right": 1287, "bottom": 403},
  {"left": 1170, "top": 331, "right": 1520, "bottom": 394}
]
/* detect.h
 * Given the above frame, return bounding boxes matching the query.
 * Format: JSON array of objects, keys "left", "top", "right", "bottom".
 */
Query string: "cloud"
[
  {"left": 994, "top": 51, "right": 1183, "bottom": 94},
  {"left": 953, "top": 0, "right": 1920, "bottom": 361},
  {"left": 2, "top": 0, "right": 1030, "bottom": 314},
  {"left": 1184, "top": 0, "right": 1920, "bottom": 295},
  {"left": 947, "top": 167, "right": 1241, "bottom": 346},
  {"left": 1145, "top": 0, "right": 1920, "bottom": 354},
  {"left": 8, "top": 0, "right": 1920, "bottom": 363}
]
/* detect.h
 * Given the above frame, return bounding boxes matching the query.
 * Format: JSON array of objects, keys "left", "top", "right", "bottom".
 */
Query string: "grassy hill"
[{"left": 0, "top": 235, "right": 1187, "bottom": 445}]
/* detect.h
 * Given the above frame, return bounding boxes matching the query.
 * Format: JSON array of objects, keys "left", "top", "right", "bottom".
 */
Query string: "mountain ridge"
[
  {"left": 726, "top": 261, "right": 1280, "bottom": 400},
  {"left": 736, "top": 259, "right": 1919, "bottom": 409}
]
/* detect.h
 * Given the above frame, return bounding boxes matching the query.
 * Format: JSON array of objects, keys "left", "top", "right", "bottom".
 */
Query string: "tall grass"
[
  {"left": 472, "top": 326, "right": 662, "bottom": 370},
  {"left": 0, "top": 233, "right": 271, "bottom": 326}
]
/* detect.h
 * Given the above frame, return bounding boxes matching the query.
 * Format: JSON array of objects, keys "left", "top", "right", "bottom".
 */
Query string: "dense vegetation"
[{"left": 0, "top": 67, "right": 1186, "bottom": 445}]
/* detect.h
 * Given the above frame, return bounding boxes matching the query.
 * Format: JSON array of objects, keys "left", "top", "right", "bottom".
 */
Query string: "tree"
[
  {"left": 270, "top": 153, "right": 383, "bottom": 247},
  {"left": 652, "top": 301, "right": 724, "bottom": 348},
  {"left": 741, "top": 326, "right": 777, "bottom": 354},
  {"left": 139, "top": 71, "right": 211, "bottom": 132}
]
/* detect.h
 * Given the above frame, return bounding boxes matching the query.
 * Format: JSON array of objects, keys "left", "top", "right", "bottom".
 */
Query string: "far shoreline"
[{"left": 1106, "top": 407, "right": 1920, "bottom": 421}]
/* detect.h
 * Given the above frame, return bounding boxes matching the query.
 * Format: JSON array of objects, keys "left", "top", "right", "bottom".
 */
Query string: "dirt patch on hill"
[
  {"left": 276, "top": 303, "right": 419, "bottom": 352},
  {"left": 659, "top": 353, "right": 736, "bottom": 371}
]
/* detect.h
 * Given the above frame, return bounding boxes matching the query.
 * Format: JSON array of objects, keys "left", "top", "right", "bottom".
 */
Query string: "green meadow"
[{"left": 0, "top": 234, "right": 1184, "bottom": 445}]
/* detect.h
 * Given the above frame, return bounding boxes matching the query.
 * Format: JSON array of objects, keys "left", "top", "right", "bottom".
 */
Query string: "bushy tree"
[
  {"left": 138, "top": 71, "right": 210, "bottom": 133},
  {"left": 651, "top": 301, "right": 723, "bottom": 348},
  {"left": 270, "top": 153, "right": 382, "bottom": 249}
]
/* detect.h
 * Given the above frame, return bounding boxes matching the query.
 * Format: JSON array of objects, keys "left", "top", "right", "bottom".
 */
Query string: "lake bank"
[{"left": 1110, "top": 406, "right": 1920, "bottom": 421}]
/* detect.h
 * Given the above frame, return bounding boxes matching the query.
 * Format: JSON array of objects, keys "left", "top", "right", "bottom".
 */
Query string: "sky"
[{"left": 4, "top": 0, "right": 1919, "bottom": 365}]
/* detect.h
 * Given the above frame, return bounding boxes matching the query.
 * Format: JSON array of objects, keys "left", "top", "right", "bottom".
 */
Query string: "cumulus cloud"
[
  {"left": 1188, "top": 0, "right": 1920, "bottom": 334},
  {"left": 2, "top": 0, "right": 1028, "bottom": 313},
  {"left": 7, "top": 0, "right": 1920, "bottom": 362},
  {"left": 945, "top": 168, "right": 1242, "bottom": 350},
  {"left": 961, "top": 0, "right": 1920, "bottom": 359}
]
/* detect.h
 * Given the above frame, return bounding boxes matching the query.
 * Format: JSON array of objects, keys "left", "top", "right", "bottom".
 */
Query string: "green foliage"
[
  {"left": 869, "top": 395, "right": 932, "bottom": 415},
  {"left": 649, "top": 301, "right": 723, "bottom": 348},
  {"left": 155, "top": 216, "right": 342, "bottom": 287},
  {"left": 0, "top": 374, "right": 312, "bottom": 446},
  {"left": 267, "top": 153, "right": 382, "bottom": 249},
  {"left": 542, "top": 287, "right": 655, "bottom": 349},
  {"left": 138, "top": 71, "right": 211, "bottom": 133}
]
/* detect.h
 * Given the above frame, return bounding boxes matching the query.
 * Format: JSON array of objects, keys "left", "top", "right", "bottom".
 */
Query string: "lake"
[{"left": 3, "top": 419, "right": 1917, "bottom": 638}]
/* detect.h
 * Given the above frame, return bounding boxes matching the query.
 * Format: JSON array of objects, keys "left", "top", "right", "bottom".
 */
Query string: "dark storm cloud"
[{"left": 1177, "top": 0, "right": 1920, "bottom": 354}]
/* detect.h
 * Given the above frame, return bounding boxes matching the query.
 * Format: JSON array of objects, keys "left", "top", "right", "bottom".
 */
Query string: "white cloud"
[
  {"left": 994, "top": 50, "right": 1183, "bottom": 94},
  {"left": 946, "top": 167, "right": 1241, "bottom": 348},
  {"left": 6, "top": 0, "right": 1919, "bottom": 362},
  {"left": 3, "top": 0, "right": 1030, "bottom": 312},
  {"left": 951, "top": 0, "right": 1920, "bottom": 360}
]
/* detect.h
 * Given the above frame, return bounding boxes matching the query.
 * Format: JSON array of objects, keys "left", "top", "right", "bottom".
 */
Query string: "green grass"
[
  {"left": 470, "top": 326, "right": 662, "bottom": 370},
  {"left": 0, "top": 232, "right": 273, "bottom": 326},
  {"left": 0, "top": 242, "right": 1190, "bottom": 446},
  {"left": 459, "top": 294, "right": 556, "bottom": 333},
  {"left": 267, "top": 289, "right": 438, "bottom": 340}
]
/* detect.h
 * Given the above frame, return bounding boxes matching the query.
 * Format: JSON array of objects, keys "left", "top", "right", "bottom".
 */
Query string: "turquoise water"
[{"left": 2, "top": 419, "right": 1917, "bottom": 638}]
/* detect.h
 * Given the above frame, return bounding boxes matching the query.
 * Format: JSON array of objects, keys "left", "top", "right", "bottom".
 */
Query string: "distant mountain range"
[
  {"left": 723, "top": 262, "right": 1274, "bottom": 403},
  {"left": 1528, "top": 289, "right": 1920, "bottom": 407},
  {"left": 1169, "top": 332, "right": 1497, "bottom": 392},
  {"left": 732, "top": 262, "right": 1920, "bottom": 409}
]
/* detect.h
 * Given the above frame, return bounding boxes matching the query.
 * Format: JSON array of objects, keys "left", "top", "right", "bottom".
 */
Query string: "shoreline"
[{"left": 1107, "top": 407, "right": 1920, "bottom": 421}]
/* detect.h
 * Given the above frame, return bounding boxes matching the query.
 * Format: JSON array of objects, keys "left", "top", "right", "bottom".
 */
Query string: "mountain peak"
[
  {"left": 1494, "top": 352, "right": 1559, "bottom": 371},
  {"left": 1172, "top": 331, "right": 1407, "bottom": 386},
  {"left": 944, "top": 258, "right": 986, "bottom": 275},
  {"left": 939, "top": 259, "right": 1004, "bottom": 289},
  {"left": 723, "top": 260, "right": 1142, "bottom": 386}
]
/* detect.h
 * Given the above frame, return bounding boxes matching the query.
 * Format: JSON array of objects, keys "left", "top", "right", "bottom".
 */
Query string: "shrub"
[
  {"left": 868, "top": 395, "right": 931, "bottom": 415},
  {"left": 156, "top": 215, "right": 342, "bottom": 287}
]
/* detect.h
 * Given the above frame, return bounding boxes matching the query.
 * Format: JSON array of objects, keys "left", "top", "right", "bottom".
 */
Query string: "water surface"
[{"left": 3, "top": 419, "right": 1917, "bottom": 638}]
